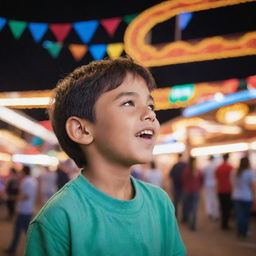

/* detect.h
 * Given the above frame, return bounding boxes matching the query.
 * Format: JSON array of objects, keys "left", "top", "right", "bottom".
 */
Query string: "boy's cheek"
[{"left": 155, "top": 120, "right": 160, "bottom": 135}]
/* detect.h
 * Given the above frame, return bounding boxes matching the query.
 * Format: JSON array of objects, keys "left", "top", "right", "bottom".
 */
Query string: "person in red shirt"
[
  {"left": 181, "top": 156, "right": 203, "bottom": 231},
  {"left": 215, "top": 153, "right": 233, "bottom": 230}
]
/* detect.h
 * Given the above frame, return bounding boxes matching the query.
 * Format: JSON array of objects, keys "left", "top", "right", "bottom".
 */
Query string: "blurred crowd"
[
  {"left": 132, "top": 153, "right": 256, "bottom": 238},
  {"left": 0, "top": 162, "right": 73, "bottom": 255},
  {"left": 0, "top": 153, "right": 256, "bottom": 255}
]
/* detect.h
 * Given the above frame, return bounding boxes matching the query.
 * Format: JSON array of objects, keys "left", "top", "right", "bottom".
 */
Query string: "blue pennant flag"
[
  {"left": 89, "top": 44, "right": 107, "bottom": 60},
  {"left": 178, "top": 12, "right": 193, "bottom": 30},
  {"left": 28, "top": 22, "right": 48, "bottom": 42},
  {"left": 0, "top": 17, "right": 7, "bottom": 31},
  {"left": 73, "top": 20, "right": 99, "bottom": 44}
]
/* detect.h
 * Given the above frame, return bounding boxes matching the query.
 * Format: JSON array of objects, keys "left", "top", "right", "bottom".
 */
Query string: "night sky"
[{"left": 0, "top": 0, "right": 256, "bottom": 123}]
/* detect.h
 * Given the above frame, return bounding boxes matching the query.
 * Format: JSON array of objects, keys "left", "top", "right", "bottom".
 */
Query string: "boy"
[{"left": 25, "top": 57, "right": 186, "bottom": 256}]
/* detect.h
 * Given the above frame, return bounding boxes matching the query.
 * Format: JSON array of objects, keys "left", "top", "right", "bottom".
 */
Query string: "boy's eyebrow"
[{"left": 113, "top": 91, "right": 154, "bottom": 102}]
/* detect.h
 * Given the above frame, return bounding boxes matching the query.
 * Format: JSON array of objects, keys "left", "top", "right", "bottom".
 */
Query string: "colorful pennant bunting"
[
  {"left": 0, "top": 17, "right": 7, "bottom": 31},
  {"left": 0, "top": 11, "right": 138, "bottom": 60},
  {"left": 28, "top": 22, "right": 48, "bottom": 42},
  {"left": 43, "top": 41, "right": 63, "bottom": 58},
  {"left": 100, "top": 17, "right": 122, "bottom": 37},
  {"left": 123, "top": 13, "right": 138, "bottom": 24},
  {"left": 89, "top": 44, "right": 107, "bottom": 60},
  {"left": 107, "top": 43, "right": 124, "bottom": 59},
  {"left": 73, "top": 20, "right": 99, "bottom": 44},
  {"left": 68, "top": 44, "right": 88, "bottom": 61},
  {"left": 49, "top": 23, "right": 72, "bottom": 42},
  {"left": 9, "top": 20, "right": 27, "bottom": 39},
  {"left": 178, "top": 12, "right": 193, "bottom": 30}
]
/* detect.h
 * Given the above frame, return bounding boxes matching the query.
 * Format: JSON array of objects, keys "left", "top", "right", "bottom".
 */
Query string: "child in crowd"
[{"left": 25, "top": 57, "right": 186, "bottom": 256}]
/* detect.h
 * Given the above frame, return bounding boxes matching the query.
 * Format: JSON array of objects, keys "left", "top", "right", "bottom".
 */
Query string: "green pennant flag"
[
  {"left": 123, "top": 13, "right": 139, "bottom": 24},
  {"left": 43, "top": 41, "right": 63, "bottom": 58},
  {"left": 9, "top": 20, "right": 27, "bottom": 39}
]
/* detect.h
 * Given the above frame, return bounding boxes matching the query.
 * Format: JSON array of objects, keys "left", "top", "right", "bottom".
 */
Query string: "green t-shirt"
[{"left": 25, "top": 173, "right": 186, "bottom": 256}]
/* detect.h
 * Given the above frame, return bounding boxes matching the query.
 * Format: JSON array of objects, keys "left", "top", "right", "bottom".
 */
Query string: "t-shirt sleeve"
[
  {"left": 24, "top": 221, "right": 70, "bottom": 256},
  {"left": 169, "top": 204, "right": 187, "bottom": 256}
]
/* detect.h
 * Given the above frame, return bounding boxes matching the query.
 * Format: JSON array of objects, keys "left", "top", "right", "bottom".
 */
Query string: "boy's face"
[{"left": 91, "top": 73, "right": 160, "bottom": 166}]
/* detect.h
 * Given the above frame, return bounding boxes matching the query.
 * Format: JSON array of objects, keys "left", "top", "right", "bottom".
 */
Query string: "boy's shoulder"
[{"left": 32, "top": 175, "right": 81, "bottom": 225}]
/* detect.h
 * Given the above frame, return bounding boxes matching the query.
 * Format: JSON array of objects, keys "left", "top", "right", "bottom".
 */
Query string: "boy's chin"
[{"left": 133, "top": 154, "right": 153, "bottom": 165}]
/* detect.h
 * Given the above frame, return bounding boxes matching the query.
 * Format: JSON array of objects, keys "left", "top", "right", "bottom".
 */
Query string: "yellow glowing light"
[
  {"left": 0, "top": 129, "right": 28, "bottom": 150},
  {"left": 245, "top": 115, "right": 256, "bottom": 125},
  {"left": 216, "top": 103, "right": 249, "bottom": 124},
  {"left": 0, "top": 153, "right": 12, "bottom": 162},
  {"left": 57, "top": 151, "right": 69, "bottom": 161},
  {"left": 250, "top": 141, "right": 256, "bottom": 150},
  {"left": 189, "top": 135, "right": 205, "bottom": 146},
  {"left": 171, "top": 117, "right": 204, "bottom": 131},
  {"left": 244, "top": 113, "right": 256, "bottom": 130}
]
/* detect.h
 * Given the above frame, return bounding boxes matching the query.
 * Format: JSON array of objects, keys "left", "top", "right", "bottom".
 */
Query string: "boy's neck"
[{"left": 82, "top": 160, "right": 134, "bottom": 201}]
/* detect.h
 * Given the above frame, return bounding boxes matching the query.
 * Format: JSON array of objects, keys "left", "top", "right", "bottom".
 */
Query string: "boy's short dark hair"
[{"left": 49, "top": 57, "right": 156, "bottom": 168}]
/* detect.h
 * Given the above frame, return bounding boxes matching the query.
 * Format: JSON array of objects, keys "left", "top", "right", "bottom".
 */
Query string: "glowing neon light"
[
  {"left": 169, "top": 84, "right": 195, "bottom": 103},
  {"left": 153, "top": 142, "right": 185, "bottom": 155},
  {"left": 191, "top": 143, "right": 248, "bottom": 156},
  {"left": 183, "top": 89, "right": 256, "bottom": 117},
  {"left": 12, "top": 154, "right": 59, "bottom": 166},
  {"left": 0, "top": 106, "right": 58, "bottom": 144},
  {"left": 124, "top": 0, "right": 256, "bottom": 67}
]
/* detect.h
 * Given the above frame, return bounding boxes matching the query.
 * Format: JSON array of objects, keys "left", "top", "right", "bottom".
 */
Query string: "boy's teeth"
[{"left": 137, "top": 130, "right": 153, "bottom": 136}]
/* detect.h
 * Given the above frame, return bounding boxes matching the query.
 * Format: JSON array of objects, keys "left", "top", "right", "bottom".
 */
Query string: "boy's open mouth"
[{"left": 135, "top": 129, "right": 154, "bottom": 140}]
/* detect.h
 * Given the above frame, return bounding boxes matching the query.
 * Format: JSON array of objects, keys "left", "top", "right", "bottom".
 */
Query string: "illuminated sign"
[
  {"left": 124, "top": 0, "right": 256, "bottom": 67},
  {"left": 169, "top": 84, "right": 195, "bottom": 103},
  {"left": 183, "top": 89, "right": 256, "bottom": 117}
]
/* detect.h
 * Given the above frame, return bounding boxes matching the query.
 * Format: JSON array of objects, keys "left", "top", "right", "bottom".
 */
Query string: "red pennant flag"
[
  {"left": 100, "top": 17, "right": 121, "bottom": 37},
  {"left": 49, "top": 23, "right": 72, "bottom": 42},
  {"left": 39, "top": 120, "right": 53, "bottom": 131}
]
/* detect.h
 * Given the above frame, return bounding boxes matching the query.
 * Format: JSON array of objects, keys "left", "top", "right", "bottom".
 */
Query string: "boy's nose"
[{"left": 141, "top": 107, "right": 156, "bottom": 122}]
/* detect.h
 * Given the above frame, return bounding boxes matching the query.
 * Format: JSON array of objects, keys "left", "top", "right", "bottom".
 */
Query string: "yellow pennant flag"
[
  {"left": 68, "top": 44, "right": 88, "bottom": 61},
  {"left": 107, "top": 43, "right": 124, "bottom": 59}
]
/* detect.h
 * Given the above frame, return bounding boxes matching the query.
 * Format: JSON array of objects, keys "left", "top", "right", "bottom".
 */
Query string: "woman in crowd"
[
  {"left": 231, "top": 155, "right": 256, "bottom": 238},
  {"left": 182, "top": 156, "right": 203, "bottom": 231}
]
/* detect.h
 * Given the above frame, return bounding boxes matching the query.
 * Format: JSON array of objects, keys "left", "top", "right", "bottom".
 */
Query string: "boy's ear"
[{"left": 65, "top": 116, "right": 94, "bottom": 145}]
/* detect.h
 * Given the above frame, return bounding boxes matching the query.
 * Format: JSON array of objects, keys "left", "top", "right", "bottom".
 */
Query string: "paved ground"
[{"left": 0, "top": 201, "right": 255, "bottom": 256}]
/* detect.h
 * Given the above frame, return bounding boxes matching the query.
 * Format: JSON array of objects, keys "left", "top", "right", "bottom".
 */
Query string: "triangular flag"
[
  {"left": 123, "top": 13, "right": 139, "bottom": 24},
  {"left": 178, "top": 12, "right": 193, "bottom": 30},
  {"left": 73, "top": 20, "right": 99, "bottom": 44},
  {"left": 100, "top": 17, "right": 122, "bottom": 37},
  {"left": 107, "top": 43, "right": 124, "bottom": 59},
  {"left": 0, "top": 17, "right": 7, "bottom": 31},
  {"left": 28, "top": 22, "right": 48, "bottom": 42},
  {"left": 89, "top": 44, "right": 107, "bottom": 60},
  {"left": 9, "top": 20, "right": 27, "bottom": 39},
  {"left": 43, "top": 40, "right": 63, "bottom": 58},
  {"left": 68, "top": 44, "right": 88, "bottom": 61},
  {"left": 49, "top": 23, "right": 72, "bottom": 42}
]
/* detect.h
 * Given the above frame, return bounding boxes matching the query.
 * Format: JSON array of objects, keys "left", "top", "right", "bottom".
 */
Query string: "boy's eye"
[
  {"left": 148, "top": 104, "right": 155, "bottom": 111},
  {"left": 122, "top": 100, "right": 135, "bottom": 107}
]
